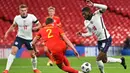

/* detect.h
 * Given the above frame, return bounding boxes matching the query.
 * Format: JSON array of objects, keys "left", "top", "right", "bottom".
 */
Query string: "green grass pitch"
[{"left": 0, "top": 56, "right": 129, "bottom": 73}]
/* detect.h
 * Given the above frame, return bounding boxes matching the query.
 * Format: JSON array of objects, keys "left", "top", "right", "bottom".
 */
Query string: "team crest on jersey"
[{"left": 15, "top": 42, "right": 18, "bottom": 45}]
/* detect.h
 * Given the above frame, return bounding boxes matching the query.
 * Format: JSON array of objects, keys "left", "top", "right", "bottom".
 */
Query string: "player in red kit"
[
  {"left": 43, "top": 6, "right": 62, "bottom": 28},
  {"left": 42, "top": 6, "right": 64, "bottom": 66},
  {"left": 32, "top": 18, "right": 83, "bottom": 73}
]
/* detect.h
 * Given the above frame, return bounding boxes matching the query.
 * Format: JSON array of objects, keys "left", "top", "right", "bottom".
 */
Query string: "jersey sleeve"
[
  {"left": 32, "top": 14, "right": 39, "bottom": 24},
  {"left": 93, "top": 3, "right": 107, "bottom": 13},
  {"left": 36, "top": 30, "right": 41, "bottom": 39},
  {"left": 93, "top": 10, "right": 102, "bottom": 15},
  {"left": 84, "top": 20, "right": 90, "bottom": 27},
  {"left": 58, "top": 27, "right": 64, "bottom": 36}
]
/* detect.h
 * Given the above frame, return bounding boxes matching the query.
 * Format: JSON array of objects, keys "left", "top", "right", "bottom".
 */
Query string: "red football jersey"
[{"left": 36, "top": 24, "right": 66, "bottom": 53}]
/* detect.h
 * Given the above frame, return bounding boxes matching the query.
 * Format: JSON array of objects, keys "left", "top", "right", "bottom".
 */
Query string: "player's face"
[
  {"left": 48, "top": 9, "right": 55, "bottom": 16},
  {"left": 82, "top": 11, "right": 90, "bottom": 20},
  {"left": 19, "top": 8, "right": 28, "bottom": 17}
]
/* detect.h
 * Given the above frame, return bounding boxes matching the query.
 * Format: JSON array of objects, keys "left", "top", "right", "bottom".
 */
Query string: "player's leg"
[
  {"left": 100, "top": 37, "right": 127, "bottom": 69},
  {"left": 107, "top": 57, "right": 121, "bottom": 63},
  {"left": 44, "top": 47, "right": 54, "bottom": 66},
  {"left": 53, "top": 53, "right": 80, "bottom": 73},
  {"left": 3, "top": 37, "right": 23, "bottom": 73},
  {"left": 63, "top": 56, "right": 70, "bottom": 66},
  {"left": 25, "top": 40, "right": 41, "bottom": 73},
  {"left": 96, "top": 40, "right": 106, "bottom": 73},
  {"left": 107, "top": 57, "right": 127, "bottom": 69},
  {"left": 96, "top": 52, "right": 105, "bottom": 73}
]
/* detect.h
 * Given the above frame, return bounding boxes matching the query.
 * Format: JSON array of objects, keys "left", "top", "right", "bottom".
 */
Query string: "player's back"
[
  {"left": 38, "top": 24, "right": 66, "bottom": 53},
  {"left": 39, "top": 25, "right": 62, "bottom": 41}
]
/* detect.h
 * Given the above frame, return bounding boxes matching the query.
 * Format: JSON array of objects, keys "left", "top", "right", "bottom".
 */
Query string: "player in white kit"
[
  {"left": 3, "top": 4, "right": 41, "bottom": 73},
  {"left": 77, "top": 0, "right": 127, "bottom": 73}
]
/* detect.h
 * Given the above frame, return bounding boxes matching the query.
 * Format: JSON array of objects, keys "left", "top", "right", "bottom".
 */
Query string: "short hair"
[
  {"left": 82, "top": 7, "right": 91, "bottom": 12},
  {"left": 19, "top": 4, "right": 28, "bottom": 9},
  {"left": 48, "top": 6, "right": 55, "bottom": 11},
  {"left": 45, "top": 18, "right": 54, "bottom": 25}
]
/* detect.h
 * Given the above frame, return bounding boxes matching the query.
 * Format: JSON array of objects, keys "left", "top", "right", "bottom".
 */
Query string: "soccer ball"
[{"left": 81, "top": 62, "right": 92, "bottom": 73}]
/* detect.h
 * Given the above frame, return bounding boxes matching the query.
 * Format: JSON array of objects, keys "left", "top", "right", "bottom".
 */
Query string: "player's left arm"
[
  {"left": 62, "top": 34, "right": 80, "bottom": 58},
  {"left": 86, "top": 0, "right": 107, "bottom": 13},
  {"left": 58, "top": 28, "right": 79, "bottom": 58},
  {"left": 32, "top": 15, "right": 41, "bottom": 31},
  {"left": 33, "top": 22, "right": 41, "bottom": 31}
]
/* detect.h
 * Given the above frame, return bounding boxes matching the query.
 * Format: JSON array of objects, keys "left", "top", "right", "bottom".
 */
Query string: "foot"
[
  {"left": 121, "top": 57, "right": 127, "bottom": 69},
  {"left": 33, "top": 69, "right": 41, "bottom": 73},
  {"left": 3, "top": 70, "right": 8, "bottom": 73},
  {"left": 47, "top": 62, "right": 53, "bottom": 66},
  {"left": 78, "top": 71, "right": 84, "bottom": 73}
]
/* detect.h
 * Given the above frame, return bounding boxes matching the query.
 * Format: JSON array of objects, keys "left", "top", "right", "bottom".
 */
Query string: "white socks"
[
  {"left": 5, "top": 54, "right": 38, "bottom": 71},
  {"left": 96, "top": 60, "right": 105, "bottom": 73},
  {"left": 5, "top": 54, "right": 15, "bottom": 70},
  {"left": 31, "top": 56, "right": 37, "bottom": 70},
  {"left": 96, "top": 57, "right": 122, "bottom": 73},
  {"left": 107, "top": 57, "right": 121, "bottom": 63}
]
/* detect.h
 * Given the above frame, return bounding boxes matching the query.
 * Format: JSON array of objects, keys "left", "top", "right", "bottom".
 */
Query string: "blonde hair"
[
  {"left": 19, "top": 4, "right": 28, "bottom": 9},
  {"left": 48, "top": 6, "right": 55, "bottom": 11}
]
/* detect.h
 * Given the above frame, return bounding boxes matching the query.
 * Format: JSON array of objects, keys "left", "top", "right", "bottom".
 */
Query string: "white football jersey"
[
  {"left": 14, "top": 14, "right": 39, "bottom": 40},
  {"left": 84, "top": 10, "right": 110, "bottom": 41}
]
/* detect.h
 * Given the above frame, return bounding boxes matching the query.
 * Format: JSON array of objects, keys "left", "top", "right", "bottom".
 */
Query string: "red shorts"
[
  {"left": 52, "top": 53, "right": 65, "bottom": 64},
  {"left": 46, "top": 40, "right": 66, "bottom": 53}
]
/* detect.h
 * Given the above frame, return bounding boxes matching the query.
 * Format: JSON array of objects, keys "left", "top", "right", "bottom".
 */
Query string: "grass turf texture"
[{"left": 0, "top": 56, "right": 129, "bottom": 73}]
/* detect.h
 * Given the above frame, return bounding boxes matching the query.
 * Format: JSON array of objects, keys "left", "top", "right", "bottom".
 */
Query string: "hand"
[
  {"left": 76, "top": 32, "right": 82, "bottom": 36},
  {"left": 74, "top": 51, "right": 80, "bottom": 59},
  {"left": 84, "top": 0, "right": 94, "bottom": 7},
  {"left": 32, "top": 27, "right": 39, "bottom": 32}
]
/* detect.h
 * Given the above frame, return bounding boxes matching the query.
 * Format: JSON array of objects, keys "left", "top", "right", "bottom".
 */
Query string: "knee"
[
  {"left": 31, "top": 53, "right": 36, "bottom": 58},
  {"left": 97, "top": 57, "right": 107, "bottom": 63},
  {"left": 57, "top": 63, "right": 63, "bottom": 69},
  {"left": 11, "top": 46, "right": 18, "bottom": 55},
  {"left": 96, "top": 56, "right": 102, "bottom": 61},
  {"left": 102, "top": 58, "right": 107, "bottom": 63}
]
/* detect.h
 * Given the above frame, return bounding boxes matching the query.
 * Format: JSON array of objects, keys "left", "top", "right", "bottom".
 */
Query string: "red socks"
[{"left": 45, "top": 51, "right": 54, "bottom": 62}]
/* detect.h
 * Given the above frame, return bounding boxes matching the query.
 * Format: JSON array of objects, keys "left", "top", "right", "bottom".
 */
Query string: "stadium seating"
[{"left": 0, "top": 0, "right": 130, "bottom": 47}]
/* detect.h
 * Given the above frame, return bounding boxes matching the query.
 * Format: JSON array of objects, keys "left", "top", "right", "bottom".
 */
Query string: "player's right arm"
[
  {"left": 77, "top": 20, "right": 92, "bottom": 37},
  {"left": 81, "top": 27, "right": 92, "bottom": 37},
  {"left": 85, "top": 0, "right": 107, "bottom": 13},
  {"left": 4, "top": 21, "right": 17, "bottom": 39}
]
